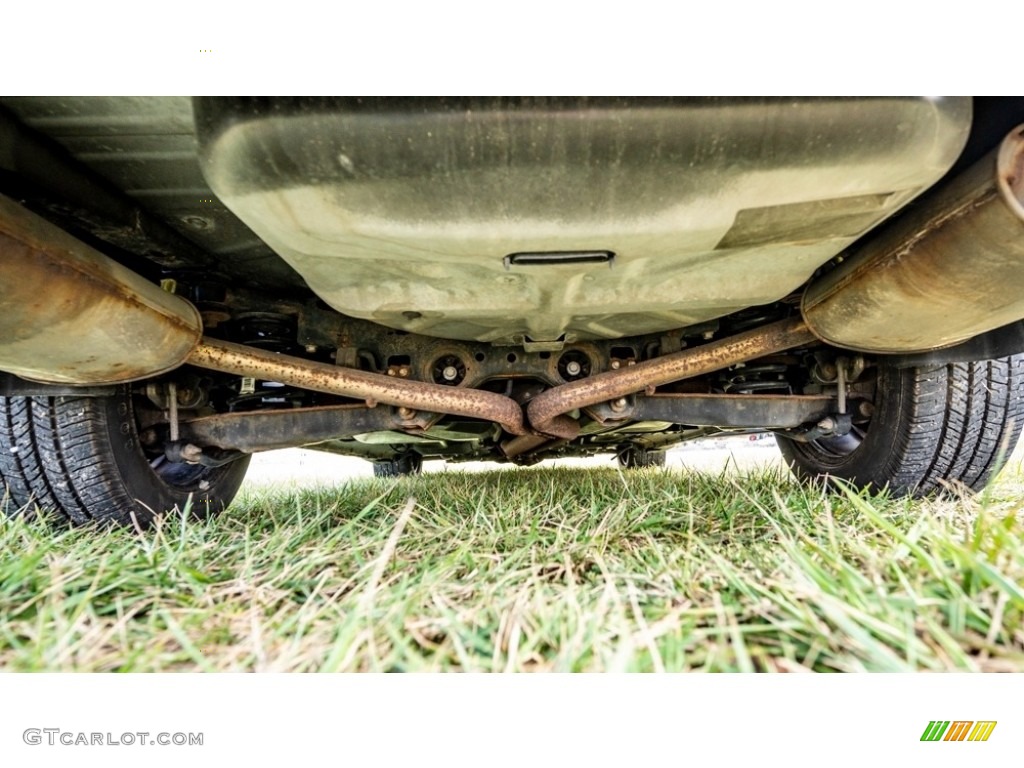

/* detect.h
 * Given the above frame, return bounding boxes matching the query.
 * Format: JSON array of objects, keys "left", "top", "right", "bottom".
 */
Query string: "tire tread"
[
  {"left": 779, "top": 354, "right": 1024, "bottom": 496},
  {"left": 0, "top": 392, "right": 249, "bottom": 525}
]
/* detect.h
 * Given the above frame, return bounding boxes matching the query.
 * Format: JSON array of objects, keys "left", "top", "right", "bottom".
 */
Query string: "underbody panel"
[
  {"left": 195, "top": 97, "right": 971, "bottom": 344},
  {"left": 0, "top": 96, "right": 306, "bottom": 293}
]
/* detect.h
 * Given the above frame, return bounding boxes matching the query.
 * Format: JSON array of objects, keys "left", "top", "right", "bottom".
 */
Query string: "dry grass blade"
[{"left": 1, "top": 456, "right": 1022, "bottom": 672}]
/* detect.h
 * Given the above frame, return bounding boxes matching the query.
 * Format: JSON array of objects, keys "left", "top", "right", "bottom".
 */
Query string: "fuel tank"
[{"left": 195, "top": 97, "right": 971, "bottom": 345}]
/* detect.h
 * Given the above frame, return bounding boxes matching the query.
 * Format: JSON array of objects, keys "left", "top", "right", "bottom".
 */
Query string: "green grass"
[{"left": 1, "top": 461, "right": 1023, "bottom": 671}]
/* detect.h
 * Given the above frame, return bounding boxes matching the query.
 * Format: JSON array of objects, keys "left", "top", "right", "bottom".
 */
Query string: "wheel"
[
  {"left": 778, "top": 355, "right": 1024, "bottom": 497},
  {"left": 616, "top": 445, "right": 667, "bottom": 469},
  {"left": 0, "top": 388, "right": 250, "bottom": 526},
  {"left": 372, "top": 452, "right": 424, "bottom": 477}
]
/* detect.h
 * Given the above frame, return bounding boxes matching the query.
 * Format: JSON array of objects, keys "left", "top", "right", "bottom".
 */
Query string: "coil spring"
[
  {"left": 726, "top": 311, "right": 779, "bottom": 334},
  {"left": 233, "top": 312, "right": 297, "bottom": 352},
  {"left": 721, "top": 363, "right": 791, "bottom": 394}
]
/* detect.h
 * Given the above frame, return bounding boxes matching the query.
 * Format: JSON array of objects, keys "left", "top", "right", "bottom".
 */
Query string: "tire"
[
  {"left": 0, "top": 388, "right": 250, "bottom": 526},
  {"left": 372, "top": 453, "right": 423, "bottom": 477},
  {"left": 617, "top": 446, "right": 667, "bottom": 469},
  {"left": 778, "top": 355, "right": 1024, "bottom": 497}
]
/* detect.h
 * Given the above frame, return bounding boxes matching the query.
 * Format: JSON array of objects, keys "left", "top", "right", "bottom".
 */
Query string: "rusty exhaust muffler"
[
  {"left": 803, "top": 124, "right": 1024, "bottom": 353},
  {"left": 0, "top": 195, "right": 204, "bottom": 384}
]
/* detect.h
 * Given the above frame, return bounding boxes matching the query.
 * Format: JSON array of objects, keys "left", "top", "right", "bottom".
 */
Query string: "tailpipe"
[
  {"left": 0, "top": 195, "right": 203, "bottom": 384},
  {"left": 803, "top": 124, "right": 1024, "bottom": 354}
]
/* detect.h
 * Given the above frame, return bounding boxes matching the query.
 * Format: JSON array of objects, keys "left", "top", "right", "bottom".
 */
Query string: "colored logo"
[{"left": 920, "top": 721, "right": 997, "bottom": 742}]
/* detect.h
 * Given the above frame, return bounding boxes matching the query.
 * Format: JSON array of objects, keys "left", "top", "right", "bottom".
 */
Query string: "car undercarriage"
[{"left": 1, "top": 96, "right": 1024, "bottom": 525}]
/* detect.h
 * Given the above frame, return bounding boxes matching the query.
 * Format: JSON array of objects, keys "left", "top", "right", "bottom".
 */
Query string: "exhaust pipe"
[
  {"left": 0, "top": 195, "right": 203, "bottom": 384},
  {"left": 513, "top": 317, "right": 816, "bottom": 449},
  {"left": 187, "top": 337, "right": 527, "bottom": 436},
  {"left": 803, "top": 124, "right": 1024, "bottom": 354}
]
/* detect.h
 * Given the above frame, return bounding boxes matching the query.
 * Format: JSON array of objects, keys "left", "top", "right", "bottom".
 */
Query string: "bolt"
[
  {"left": 858, "top": 401, "right": 876, "bottom": 419},
  {"left": 566, "top": 360, "right": 582, "bottom": 376},
  {"left": 181, "top": 215, "right": 211, "bottom": 232},
  {"left": 442, "top": 365, "right": 459, "bottom": 381},
  {"left": 610, "top": 397, "right": 628, "bottom": 413},
  {"left": 397, "top": 407, "right": 416, "bottom": 420},
  {"left": 305, "top": 344, "right": 317, "bottom": 354},
  {"left": 610, "top": 360, "right": 621, "bottom": 369},
  {"left": 398, "top": 366, "right": 410, "bottom": 378},
  {"left": 817, "top": 417, "right": 835, "bottom": 432}
]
